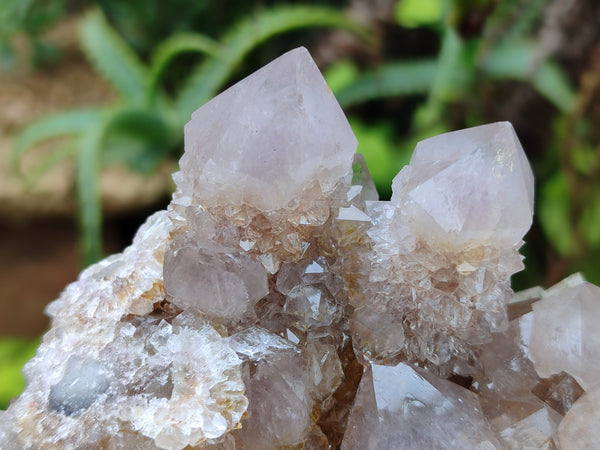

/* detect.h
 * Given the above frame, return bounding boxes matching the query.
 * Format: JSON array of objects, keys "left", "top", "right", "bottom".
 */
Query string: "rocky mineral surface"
[{"left": 1, "top": 47, "right": 599, "bottom": 449}]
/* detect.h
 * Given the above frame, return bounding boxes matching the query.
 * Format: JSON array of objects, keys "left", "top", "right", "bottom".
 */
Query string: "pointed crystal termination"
[
  {"left": 526, "top": 282, "right": 600, "bottom": 391},
  {"left": 342, "top": 362, "right": 501, "bottom": 449},
  {"left": 392, "top": 122, "right": 534, "bottom": 248},
  {"left": 175, "top": 46, "right": 357, "bottom": 213},
  {"left": 352, "top": 122, "right": 535, "bottom": 367}
]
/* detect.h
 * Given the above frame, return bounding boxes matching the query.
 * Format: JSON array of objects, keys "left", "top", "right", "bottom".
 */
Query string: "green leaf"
[
  {"left": 76, "top": 126, "right": 104, "bottom": 266},
  {"left": 176, "top": 5, "right": 368, "bottom": 122},
  {"left": 0, "top": 337, "right": 39, "bottom": 410},
  {"left": 532, "top": 62, "right": 577, "bottom": 113},
  {"left": 482, "top": 41, "right": 576, "bottom": 112},
  {"left": 23, "top": 143, "right": 78, "bottom": 190},
  {"left": 580, "top": 194, "right": 600, "bottom": 248},
  {"left": 429, "top": 26, "right": 463, "bottom": 99},
  {"left": 102, "top": 108, "right": 176, "bottom": 173},
  {"left": 485, "top": 0, "right": 546, "bottom": 47},
  {"left": 0, "top": 0, "right": 34, "bottom": 39},
  {"left": 12, "top": 109, "right": 102, "bottom": 172},
  {"left": 79, "top": 9, "right": 149, "bottom": 105},
  {"left": 416, "top": 26, "right": 463, "bottom": 128},
  {"left": 395, "top": 0, "right": 445, "bottom": 28},
  {"left": 571, "top": 145, "right": 598, "bottom": 176},
  {"left": 335, "top": 59, "right": 438, "bottom": 109},
  {"left": 323, "top": 60, "right": 360, "bottom": 94},
  {"left": 350, "top": 118, "right": 411, "bottom": 199},
  {"left": 538, "top": 173, "right": 577, "bottom": 256},
  {"left": 148, "top": 32, "right": 222, "bottom": 104}
]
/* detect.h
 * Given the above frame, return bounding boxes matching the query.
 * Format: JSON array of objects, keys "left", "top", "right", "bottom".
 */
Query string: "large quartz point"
[
  {"left": 474, "top": 320, "right": 564, "bottom": 448},
  {"left": 229, "top": 327, "right": 313, "bottom": 448},
  {"left": 351, "top": 122, "right": 534, "bottom": 367},
  {"left": 164, "top": 238, "right": 268, "bottom": 322},
  {"left": 341, "top": 362, "right": 501, "bottom": 448},
  {"left": 175, "top": 46, "right": 357, "bottom": 213},
  {"left": 391, "top": 122, "right": 534, "bottom": 247},
  {"left": 526, "top": 281, "right": 600, "bottom": 391}
]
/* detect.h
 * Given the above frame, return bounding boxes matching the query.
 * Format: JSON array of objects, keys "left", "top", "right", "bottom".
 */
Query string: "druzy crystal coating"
[{"left": 2, "top": 47, "right": 599, "bottom": 449}]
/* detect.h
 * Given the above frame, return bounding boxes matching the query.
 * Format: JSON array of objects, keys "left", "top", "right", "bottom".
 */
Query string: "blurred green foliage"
[
  {"left": 9, "top": 0, "right": 600, "bottom": 282},
  {"left": 0, "top": 0, "right": 66, "bottom": 69},
  {"left": 0, "top": 337, "right": 40, "bottom": 409},
  {"left": 12, "top": 5, "right": 367, "bottom": 266}
]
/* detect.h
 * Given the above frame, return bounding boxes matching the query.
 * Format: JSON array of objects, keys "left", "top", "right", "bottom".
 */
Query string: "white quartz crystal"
[
  {"left": 2, "top": 212, "right": 247, "bottom": 449},
  {"left": 498, "top": 407, "right": 562, "bottom": 449},
  {"left": 351, "top": 122, "right": 533, "bottom": 367},
  {"left": 164, "top": 239, "right": 268, "bottom": 321},
  {"left": 391, "top": 122, "right": 534, "bottom": 248},
  {"left": 528, "top": 282, "right": 600, "bottom": 391},
  {"left": 341, "top": 362, "right": 501, "bottom": 449},
  {"left": 175, "top": 46, "right": 357, "bottom": 213}
]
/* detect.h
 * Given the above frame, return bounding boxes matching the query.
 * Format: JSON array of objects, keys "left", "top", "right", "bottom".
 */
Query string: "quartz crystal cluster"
[{"left": 2, "top": 47, "right": 599, "bottom": 449}]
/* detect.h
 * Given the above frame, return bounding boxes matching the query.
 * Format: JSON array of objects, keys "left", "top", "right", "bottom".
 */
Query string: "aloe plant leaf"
[
  {"left": 0, "top": 337, "right": 40, "bottom": 410},
  {"left": 79, "top": 9, "right": 149, "bottom": 105},
  {"left": 580, "top": 194, "right": 600, "bottom": 248},
  {"left": 23, "top": 143, "right": 78, "bottom": 190},
  {"left": 538, "top": 172, "right": 577, "bottom": 256},
  {"left": 334, "top": 59, "right": 438, "bottom": 109},
  {"left": 416, "top": 26, "right": 463, "bottom": 128},
  {"left": 76, "top": 126, "right": 104, "bottom": 266},
  {"left": 482, "top": 40, "right": 576, "bottom": 112},
  {"left": 531, "top": 62, "right": 576, "bottom": 113},
  {"left": 395, "top": 0, "right": 444, "bottom": 28},
  {"left": 11, "top": 109, "right": 102, "bottom": 173},
  {"left": 323, "top": 60, "right": 360, "bottom": 93},
  {"left": 102, "top": 108, "right": 177, "bottom": 174},
  {"left": 176, "top": 5, "right": 368, "bottom": 122},
  {"left": 148, "top": 32, "right": 222, "bottom": 104}
]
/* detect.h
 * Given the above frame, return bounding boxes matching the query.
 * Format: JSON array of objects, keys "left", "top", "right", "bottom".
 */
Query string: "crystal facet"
[
  {"left": 391, "top": 122, "right": 534, "bottom": 247},
  {"left": 342, "top": 362, "right": 501, "bottom": 449},
  {"left": 177, "top": 46, "right": 357, "bottom": 213},
  {"left": 527, "top": 281, "right": 600, "bottom": 390}
]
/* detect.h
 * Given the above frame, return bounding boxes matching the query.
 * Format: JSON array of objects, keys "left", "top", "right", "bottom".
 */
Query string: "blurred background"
[{"left": 1, "top": 0, "right": 599, "bottom": 408}]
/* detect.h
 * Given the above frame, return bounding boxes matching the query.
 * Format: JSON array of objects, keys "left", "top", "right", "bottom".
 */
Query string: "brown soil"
[
  {"left": 0, "top": 220, "right": 79, "bottom": 336},
  {"left": 0, "top": 209, "right": 165, "bottom": 337}
]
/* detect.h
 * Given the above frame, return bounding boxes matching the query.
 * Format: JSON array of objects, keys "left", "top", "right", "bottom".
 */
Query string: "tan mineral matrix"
[{"left": 2, "top": 47, "right": 599, "bottom": 449}]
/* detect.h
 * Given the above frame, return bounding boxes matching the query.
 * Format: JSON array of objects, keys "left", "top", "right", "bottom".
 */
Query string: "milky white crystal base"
[{"left": 1, "top": 212, "right": 247, "bottom": 449}]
